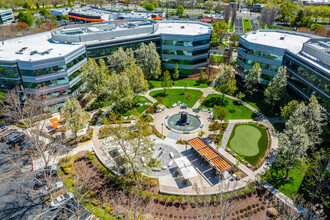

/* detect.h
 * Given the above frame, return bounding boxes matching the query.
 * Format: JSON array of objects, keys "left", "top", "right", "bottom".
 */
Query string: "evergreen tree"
[
  {"left": 264, "top": 66, "right": 287, "bottom": 111},
  {"left": 135, "top": 42, "right": 161, "bottom": 80},
  {"left": 244, "top": 63, "right": 261, "bottom": 95},
  {"left": 107, "top": 48, "right": 135, "bottom": 73},
  {"left": 173, "top": 64, "right": 179, "bottom": 82},
  {"left": 17, "top": 10, "right": 34, "bottom": 26},
  {"left": 198, "top": 70, "right": 204, "bottom": 83},
  {"left": 161, "top": 70, "right": 173, "bottom": 96},
  {"left": 214, "top": 65, "right": 237, "bottom": 100}
]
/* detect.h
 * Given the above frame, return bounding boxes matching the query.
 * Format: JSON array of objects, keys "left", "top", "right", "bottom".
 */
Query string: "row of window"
[
  {"left": 239, "top": 43, "right": 283, "bottom": 61},
  {"left": 162, "top": 39, "right": 209, "bottom": 47},
  {"left": 23, "top": 77, "right": 69, "bottom": 89},
  {"left": 162, "top": 48, "right": 209, "bottom": 56},
  {"left": 286, "top": 60, "right": 329, "bottom": 93},
  {"left": 243, "top": 70, "right": 273, "bottom": 81},
  {"left": 238, "top": 55, "right": 280, "bottom": 72},
  {"left": 42, "top": 89, "right": 71, "bottom": 100},
  {"left": 163, "top": 58, "right": 207, "bottom": 65},
  {"left": 0, "top": 78, "right": 21, "bottom": 90}
]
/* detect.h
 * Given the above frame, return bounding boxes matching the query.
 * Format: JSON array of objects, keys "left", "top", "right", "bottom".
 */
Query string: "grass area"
[
  {"left": 210, "top": 54, "right": 224, "bottom": 63},
  {"left": 199, "top": 94, "right": 255, "bottom": 120},
  {"left": 228, "top": 124, "right": 268, "bottom": 166},
  {"left": 262, "top": 165, "right": 307, "bottom": 199},
  {"left": 120, "top": 96, "right": 152, "bottom": 118},
  {"left": 149, "top": 79, "right": 211, "bottom": 89},
  {"left": 243, "top": 18, "right": 252, "bottom": 33},
  {"left": 272, "top": 122, "right": 285, "bottom": 133},
  {"left": 233, "top": 87, "right": 280, "bottom": 117},
  {"left": 229, "top": 18, "right": 234, "bottom": 32},
  {"left": 149, "top": 89, "right": 203, "bottom": 108},
  {"left": 84, "top": 203, "right": 118, "bottom": 220}
]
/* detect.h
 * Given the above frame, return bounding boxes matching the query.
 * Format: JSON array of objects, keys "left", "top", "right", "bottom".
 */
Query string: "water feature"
[{"left": 167, "top": 112, "right": 201, "bottom": 132}]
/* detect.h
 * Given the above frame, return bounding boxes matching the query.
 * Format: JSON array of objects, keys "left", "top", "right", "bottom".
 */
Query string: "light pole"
[{"left": 161, "top": 123, "right": 164, "bottom": 139}]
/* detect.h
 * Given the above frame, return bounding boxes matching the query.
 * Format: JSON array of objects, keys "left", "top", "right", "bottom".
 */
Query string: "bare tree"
[
  {"left": 231, "top": 4, "right": 237, "bottom": 25},
  {"left": 223, "top": 4, "right": 231, "bottom": 23},
  {"left": 260, "top": 3, "right": 279, "bottom": 27},
  {"left": 192, "top": 180, "right": 239, "bottom": 219}
]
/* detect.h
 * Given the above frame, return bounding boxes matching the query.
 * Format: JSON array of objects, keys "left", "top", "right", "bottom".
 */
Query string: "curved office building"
[
  {"left": 0, "top": 20, "right": 212, "bottom": 111},
  {"left": 236, "top": 29, "right": 330, "bottom": 113}
]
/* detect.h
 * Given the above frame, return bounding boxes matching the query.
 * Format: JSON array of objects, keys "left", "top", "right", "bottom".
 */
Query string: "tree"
[
  {"left": 212, "top": 21, "right": 229, "bottom": 44},
  {"left": 214, "top": 65, "right": 237, "bottom": 100},
  {"left": 107, "top": 47, "right": 135, "bottom": 73},
  {"left": 17, "top": 10, "right": 34, "bottom": 26},
  {"left": 198, "top": 70, "right": 204, "bottom": 83},
  {"left": 264, "top": 66, "right": 287, "bottom": 111},
  {"left": 61, "top": 98, "right": 90, "bottom": 137},
  {"left": 0, "top": 91, "right": 5, "bottom": 105},
  {"left": 81, "top": 58, "right": 110, "bottom": 98},
  {"left": 173, "top": 64, "right": 179, "bottom": 82},
  {"left": 60, "top": 15, "right": 69, "bottom": 21},
  {"left": 107, "top": 71, "right": 134, "bottom": 110},
  {"left": 232, "top": 4, "right": 237, "bottom": 24},
  {"left": 280, "top": 100, "right": 299, "bottom": 121},
  {"left": 205, "top": 0, "right": 214, "bottom": 11},
  {"left": 260, "top": 3, "right": 279, "bottom": 27},
  {"left": 229, "top": 34, "right": 240, "bottom": 47},
  {"left": 103, "top": 115, "right": 154, "bottom": 181},
  {"left": 135, "top": 42, "right": 161, "bottom": 80},
  {"left": 276, "top": 120, "right": 310, "bottom": 179},
  {"left": 199, "top": 95, "right": 205, "bottom": 103},
  {"left": 122, "top": 63, "right": 149, "bottom": 94},
  {"left": 161, "top": 70, "right": 173, "bottom": 96},
  {"left": 214, "top": 0, "right": 224, "bottom": 14},
  {"left": 244, "top": 62, "right": 261, "bottom": 95},
  {"left": 235, "top": 92, "right": 245, "bottom": 105},
  {"left": 176, "top": 5, "right": 184, "bottom": 16},
  {"left": 279, "top": 2, "right": 297, "bottom": 25},
  {"left": 186, "top": 92, "right": 193, "bottom": 102},
  {"left": 223, "top": 4, "right": 231, "bottom": 23},
  {"left": 144, "top": 2, "right": 154, "bottom": 11},
  {"left": 184, "top": 82, "right": 188, "bottom": 94},
  {"left": 215, "top": 106, "right": 227, "bottom": 120}
]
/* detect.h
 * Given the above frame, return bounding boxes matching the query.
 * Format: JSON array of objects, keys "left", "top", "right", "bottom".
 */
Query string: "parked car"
[
  {"left": 40, "top": 181, "right": 64, "bottom": 194},
  {"left": 36, "top": 164, "right": 58, "bottom": 178},
  {"left": 50, "top": 192, "right": 74, "bottom": 208}
]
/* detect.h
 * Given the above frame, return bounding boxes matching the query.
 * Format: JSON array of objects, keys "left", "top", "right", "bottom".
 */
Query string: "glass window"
[
  {"left": 20, "top": 65, "right": 67, "bottom": 77},
  {"left": 0, "top": 78, "right": 21, "bottom": 90},
  {"left": 68, "top": 71, "right": 81, "bottom": 81},
  {"left": 66, "top": 53, "right": 86, "bottom": 69},
  {"left": 41, "top": 89, "right": 71, "bottom": 100},
  {"left": 23, "top": 77, "right": 69, "bottom": 89},
  {"left": 239, "top": 43, "right": 283, "bottom": 61}
]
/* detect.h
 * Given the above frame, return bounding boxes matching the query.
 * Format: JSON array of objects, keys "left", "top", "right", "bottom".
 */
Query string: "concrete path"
[{"left": 221, "top": 122, "right": 235, "bottom": 148}]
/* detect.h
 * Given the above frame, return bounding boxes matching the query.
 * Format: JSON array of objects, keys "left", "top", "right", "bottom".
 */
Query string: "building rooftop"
[
  {"left": 243, "top": 30, "right": 311, "bottom": 54},
  {"left": 0, "top": 32, "right": 84, "bottom": 62},
  {"left": 155, "top": 21, "right": 211, "bottom": 35}
]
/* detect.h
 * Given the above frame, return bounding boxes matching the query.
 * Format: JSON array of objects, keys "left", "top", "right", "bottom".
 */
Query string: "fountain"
[
  {"left": 166, "top": 111, "right": 201, "bottom": 133},
  {"left": 180, "top": 112, "right": 191, "bottom": 125}
]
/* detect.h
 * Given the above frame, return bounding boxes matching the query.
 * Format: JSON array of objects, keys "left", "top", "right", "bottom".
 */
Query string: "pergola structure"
[{"left": 188, "top": 137, "right": 232, "bottom": 174}]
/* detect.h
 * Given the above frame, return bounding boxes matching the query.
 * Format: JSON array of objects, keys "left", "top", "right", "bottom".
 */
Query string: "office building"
[
  {"left": 237, "top": 29, "right": 329, "bottom": 112},
  {"left": 0, "top": 20, "right": 211, "bottom": 111}
]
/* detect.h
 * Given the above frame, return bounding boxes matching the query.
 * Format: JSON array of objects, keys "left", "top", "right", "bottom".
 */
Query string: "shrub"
[
  {"left": 229, "top": 109, "right": 235, "bottom": 113},
  {"left": 170, "top": 195, "right": 176, "bottom": 203},
  {"left": 235, "top": 211, "right": 239, "bottom": 214},
  {"left": 91, "top": 198, "right": 99, "bottom": 206},
  {"left": 89, "top": 155, "right": 95, "bottom": 161},
  {"left": 139, "top": 191, "right": 145, "bottom": 198},
  {"left": 209, "top": 121, "right": 222, "bottom": 131},
  {"left": 162, "top": 195, "right": 169, "bottom": 202},
  {"left": 253, "top": 210, "right": 257, "bottom": 214},
  {"left": 244, "top": 208, "right": 247, "bottom": 211},
  {"left": 240, "top": 209, "right": 243, "bottom": 213},
  {"left": 156, "top": 194, "right": 162, "bottom": 200},
  {"left": 105, "top": 206, "right": 111, "bottom": 212},
  {"left": 247, "top": 206, "right": 251, "bottom": 210},
  {"left": 245, "top": 213, "right": 248, "bottom": 217},
  {"left": 259, "top": 197, "right": 262, "bottom": 201},
  {"left": 256, "top": 203, "right": 259, "bottom": 207},
  {"left": 177, "top": 195, "right": 184, "bottom": 203},
  {"left": 146, "top": 192, "right": 153, "bottom": 200},
  {"left": 252, "top": 204, "right": 255, "bottom": 208},
  {"left": 244, "top": 188, "right": 251, "bottom": 195},
  {"left": 257, "top": 208, "right": 260, "bottom": 211},
  {"left": 261, "top": 206, "right": 265, "bottom": 210},
  {"left": 185, "top": 196, "right": 192, "bottom": 203}
]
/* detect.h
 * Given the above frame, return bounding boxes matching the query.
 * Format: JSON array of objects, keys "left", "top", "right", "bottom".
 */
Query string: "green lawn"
[
  {"left": 210, "top": 54, "right": 224, "bottom": 63},
  {"left": 243, "top": 18, "right": 252, "bottom": 33},
  {"left": 262, "top": 165, "right": 307, "bottom": 199},
  {"left": 150, "top": 89, "right": 203, "bottom": 108},
  {"left": 199, "top": 94, "right": 255, "bottom": 120},
  {"left": 233, "top": 87, "right": 281, "bottom": 117},
  {"left": 228, "top": 124, "right": 268, "bottom": 166},
  {"left": 229, "top": 18, "right": 234, "bottom": 32},
  {"left": 149, "top": 79, "right": 211, "bottom": 89},
  {"left": 121, "top": 96, "right": 152, "bottom": 117}
]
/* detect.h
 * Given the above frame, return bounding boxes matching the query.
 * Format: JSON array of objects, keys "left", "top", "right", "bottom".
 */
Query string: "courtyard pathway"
[{"left": 221, "top": 122, "right": 235, "bottom": 148}]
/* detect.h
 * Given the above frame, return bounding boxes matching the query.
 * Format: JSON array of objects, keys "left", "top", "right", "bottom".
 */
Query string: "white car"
[
  {"left": 50, "top": 192, "right": 74, "bottom": 208},
  {"left": 40, "top": 181, "right": 64, "bottom": 194}
]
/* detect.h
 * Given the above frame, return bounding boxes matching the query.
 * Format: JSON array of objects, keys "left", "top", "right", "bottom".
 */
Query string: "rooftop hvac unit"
[{"left": 280, "top": 36, "right": 285, "bottom": 40}]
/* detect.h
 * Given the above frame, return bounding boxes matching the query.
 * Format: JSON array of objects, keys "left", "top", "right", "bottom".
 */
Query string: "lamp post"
[{"left": 161, "top": 123, "right": 164, "bottom": 139}]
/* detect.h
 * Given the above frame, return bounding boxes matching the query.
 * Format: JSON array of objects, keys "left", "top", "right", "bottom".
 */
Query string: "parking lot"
[{"left": 234, "top": 17, "right": 244, "bottom": 35}]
